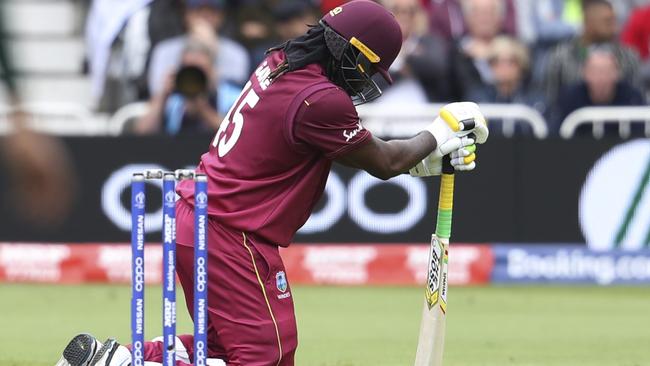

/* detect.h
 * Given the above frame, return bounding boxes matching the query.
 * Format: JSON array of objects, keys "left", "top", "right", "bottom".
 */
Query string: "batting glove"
[
  {"left": 410, "top": 102, "right": 488, "bottom": 177},
  {"left": 409, "top": 142, "right": 477, "bottom": 177},
  {"left": 422, "top": 102, "right": 488, "bottom": 157}
]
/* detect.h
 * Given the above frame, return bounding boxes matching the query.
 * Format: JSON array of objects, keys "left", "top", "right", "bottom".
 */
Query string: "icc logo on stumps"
[
  {"left": 276, "top": 271, "right": 288, "bottom": 293},
  {"left": 134, "top": 192, "right": 145, "bottom": 210},
  {"left": 196, "top": 192, "right": 208, "bottom": 209},
  {"left": 165, "top": 191, "right": 176, "bottom": 208}
]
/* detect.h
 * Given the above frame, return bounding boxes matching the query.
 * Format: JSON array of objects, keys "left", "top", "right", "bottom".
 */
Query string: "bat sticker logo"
[
  {"left": 440, "top": 249, "right": 449, "bottom": 313},
  {"left": 425, "top": 236, "right": 444, "bottom": 309}
]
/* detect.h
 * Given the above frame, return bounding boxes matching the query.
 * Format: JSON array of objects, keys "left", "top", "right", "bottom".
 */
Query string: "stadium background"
[{"left": 1, "top": 0, "right": 649, "bottom": 365}]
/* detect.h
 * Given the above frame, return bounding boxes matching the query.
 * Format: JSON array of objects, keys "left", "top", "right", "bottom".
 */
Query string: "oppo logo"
[
  {"left": 102, "top": 164, "right": 427, "bottom": 234},
  {"left": 102, "top": 164, "right": 190, "bottom": 232},
  {"left": 298, "top": 171, "right": 427, "bottom": 234}
]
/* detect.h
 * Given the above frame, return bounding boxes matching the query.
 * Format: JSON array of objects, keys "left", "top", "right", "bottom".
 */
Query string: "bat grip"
[
  {"left": 436, "top": 155, "right": 454, "bottom": 239},
  {"left": 442, "top": 154, "right": 454, "bottom": 175}
]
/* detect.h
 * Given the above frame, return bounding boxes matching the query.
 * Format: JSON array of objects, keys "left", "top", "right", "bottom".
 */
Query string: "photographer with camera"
[{"left": 135, "top": 39, "right": 240, "bottom": 135}]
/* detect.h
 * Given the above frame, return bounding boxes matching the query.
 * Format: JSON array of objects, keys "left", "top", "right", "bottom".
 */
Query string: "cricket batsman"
[{"left": 56, "top": 1, "right": 488, "bottom": 365}]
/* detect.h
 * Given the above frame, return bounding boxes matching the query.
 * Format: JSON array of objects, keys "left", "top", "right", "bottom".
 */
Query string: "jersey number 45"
[{"left": 212, "top": 81, "right": 260, "bottom": 157}]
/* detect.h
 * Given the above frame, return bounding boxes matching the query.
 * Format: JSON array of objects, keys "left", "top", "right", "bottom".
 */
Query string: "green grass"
[{"left": 0, "top": 285, "right": 649, "bottom": 366}]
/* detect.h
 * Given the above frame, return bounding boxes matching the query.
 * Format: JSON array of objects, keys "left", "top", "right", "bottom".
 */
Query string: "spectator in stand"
[
  {"left": 543, "top": 0, "right": 640, "bottom": 110},
  {"left": 235, "top": 4, "right": 276, "bottom": 74},
  {"left": 148, "top": 0, "right": 249, "bottom": 98},
  {"left": 85, "top": 0, "right": 188, "bottom": 111},
  {"left": 622, "top": 4, "right": 650, "bottom": 60},
  {"left": 468, "top": 36, "right": 546, "bottom": 136},
  {"left": 320, "top": 0, "right": 348, "bottom": 15},
  {"left": 516, "top": 0, "right": 582, "bottom": 46},
  {"left": 274, "top": 1, "right": 318, "bottom": 42},
  {"left": 448, "top": 0, "right": 505, "bottom": 100},
  {"left": 555, "top": 47, "right": 646, "bottom": 134},
  {"left": 148, "top": 0, "right": 186, "bottom": 48},
  {"left": 235, "top": 1, "right": 317, "bottom": 76},
  {"left": 85, "top": 0, "right": 155, "bottom": 112},
  {"left": 621, "top": 3, "right": 650, "bottom": 93},
  {"left": 611, "top": 0, "right": 650, "bottom": 27},
  {"left": 514, "top": 0, "right": 582, "bottom": 83},
  {"left": 424, "top": 0, "right": 516, "bottom": 43},
  {"left": 376, "top": 0, "right": 449, "bottom": 103},
  {"left": 135, "top": 39, "right": 240, "bottom": 135}
]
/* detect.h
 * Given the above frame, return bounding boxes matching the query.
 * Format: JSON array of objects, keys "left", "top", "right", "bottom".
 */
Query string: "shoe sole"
[{"left": 60, "top": 334, "right": 97, "bottom": 366}]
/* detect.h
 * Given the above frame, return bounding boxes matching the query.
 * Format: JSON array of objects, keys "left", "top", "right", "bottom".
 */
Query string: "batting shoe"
[{"left": 55, "top": 333, "right": 131, "bottom": 366}]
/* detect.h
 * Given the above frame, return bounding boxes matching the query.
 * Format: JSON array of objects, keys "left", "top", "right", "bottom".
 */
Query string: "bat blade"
[{"left": 414, "top": 234, "right": 449, "bottom": 366}]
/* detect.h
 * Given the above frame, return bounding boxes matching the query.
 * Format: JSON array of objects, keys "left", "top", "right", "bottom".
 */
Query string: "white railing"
[
  {"left": 18, "top": 102, "right": 650, "bottom": 140},
  {"left": 560, "top": 106, "right": 650, "bottom": 139},
  {"left": 108, "top": 102, "right": 549, "bottom": 138},
  {"left": 357, "top": 103, "right": 549, "bottom": 139},
  {"left": 107, "top": 102, "right": 149, "bottom": 135}
]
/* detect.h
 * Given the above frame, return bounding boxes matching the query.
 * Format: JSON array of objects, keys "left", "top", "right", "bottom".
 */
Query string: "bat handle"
[
  {"left": 442, "top": 155, "right": 454, "bottom": 175},
  {"left": 436, "top": 156, "right": 455, "bottom": 239}
]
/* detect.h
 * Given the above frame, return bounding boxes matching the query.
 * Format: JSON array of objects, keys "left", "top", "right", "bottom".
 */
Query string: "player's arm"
[
  {"left": 336, "top": 133, "right": 436, "bottom": 180},
  {"left": 337, "top": 102, "right": 488, "bottom": 180}
]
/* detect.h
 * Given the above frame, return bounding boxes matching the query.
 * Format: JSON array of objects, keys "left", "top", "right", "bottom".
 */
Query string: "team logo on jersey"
[
  {"left": 343, "top": 122, "right": 364, "bottom": 142},
  {"left": 276, "top": 271, "right": 288, "bottom": 293}
]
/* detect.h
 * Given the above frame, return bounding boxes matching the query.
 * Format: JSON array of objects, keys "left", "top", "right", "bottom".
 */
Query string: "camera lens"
[{"left": 175, "top": 66, "right": 208, "bottom": 98}]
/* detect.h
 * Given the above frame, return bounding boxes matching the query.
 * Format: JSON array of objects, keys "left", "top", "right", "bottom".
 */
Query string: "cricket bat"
[{"left": 414, "top": 155, "right": 455, "bottom": 366}]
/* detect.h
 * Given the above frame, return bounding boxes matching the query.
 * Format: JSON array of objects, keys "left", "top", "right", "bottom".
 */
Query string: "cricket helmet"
[{"left": 320, "top": 0, "right": 402, "bottom": 105}]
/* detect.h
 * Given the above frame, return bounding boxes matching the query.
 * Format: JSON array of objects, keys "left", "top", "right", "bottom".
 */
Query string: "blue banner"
[{"left": 492, "top": 245, "right": 650, "bottom": 285}]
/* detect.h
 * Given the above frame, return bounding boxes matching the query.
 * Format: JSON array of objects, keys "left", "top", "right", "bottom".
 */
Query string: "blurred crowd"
[{"left": 85, "top": 0, "right": 650, "bottom": 137}]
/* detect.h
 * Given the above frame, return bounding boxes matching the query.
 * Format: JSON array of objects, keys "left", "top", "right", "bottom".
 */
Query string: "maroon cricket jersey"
[{"left": 177, "top": 51, "right": 371, "bottom": 246}]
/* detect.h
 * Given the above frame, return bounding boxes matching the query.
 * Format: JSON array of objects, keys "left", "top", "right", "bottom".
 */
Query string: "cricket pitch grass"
[{"left": 0, "top": 285, "right": 648, "bottom": 366}]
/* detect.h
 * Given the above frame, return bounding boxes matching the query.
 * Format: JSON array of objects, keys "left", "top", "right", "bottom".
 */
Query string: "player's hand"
[
  {"left": 422, "top": 102, "right": 488, "bottom": 159},
  {"left": 450, "top": 143, "right": 477, "bottom": 171},
  {"left": 409, "top": 142, "right": 477, "bottom": 177}
]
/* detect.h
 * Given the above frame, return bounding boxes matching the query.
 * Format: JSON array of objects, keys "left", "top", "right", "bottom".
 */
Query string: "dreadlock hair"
[
  {"left": 266, "top": 24, "right": 333, "bottom": 82},
  {"left": 267, "top": 60, "right": 289, "bottom": 82}
]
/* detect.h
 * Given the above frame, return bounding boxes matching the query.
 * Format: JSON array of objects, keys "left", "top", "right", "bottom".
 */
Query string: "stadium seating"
[
  {"left": 1, "top": 0, "right": 93, "bottom": 108},
  {"left": 0, "top": 0, "right": 648, "bottom": 138}
]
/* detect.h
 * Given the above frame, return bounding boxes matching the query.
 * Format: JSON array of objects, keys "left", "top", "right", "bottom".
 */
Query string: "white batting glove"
[
  {"left": 410, "top": 102, "right": 487, "bottom": 177},
  {"left": 409, "top": 142, "right": 477, "bottom": 177},
  {"left": 421, "top": 102, "right": 488, "bottom": 158},
  {"left": 450, "top": 143, "right": 477, "bottom": 171}
]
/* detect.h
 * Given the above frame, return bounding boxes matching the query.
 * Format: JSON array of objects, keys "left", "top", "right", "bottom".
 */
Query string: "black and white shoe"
[{"left": 55, "top": 333, "right": 131, "bottom": 366}]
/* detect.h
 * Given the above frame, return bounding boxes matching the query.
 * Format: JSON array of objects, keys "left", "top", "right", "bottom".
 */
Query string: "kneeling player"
[{"left": 56, "top": 1, "right": 488, "bottom": 365}]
